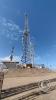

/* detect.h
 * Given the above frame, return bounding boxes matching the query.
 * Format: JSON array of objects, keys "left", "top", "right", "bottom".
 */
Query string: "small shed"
[{"left": 26, "top": 64, "right": 32, "bottom": 68}]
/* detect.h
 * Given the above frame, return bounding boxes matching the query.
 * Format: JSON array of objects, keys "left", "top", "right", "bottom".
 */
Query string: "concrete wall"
[{"left": 3, "top": 62, "right": 19, "bottom": 69}]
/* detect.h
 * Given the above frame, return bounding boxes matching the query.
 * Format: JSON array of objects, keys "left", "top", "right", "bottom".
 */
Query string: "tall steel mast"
[{"left": 21, "top": 15, "right": 31, "bottom": 64}]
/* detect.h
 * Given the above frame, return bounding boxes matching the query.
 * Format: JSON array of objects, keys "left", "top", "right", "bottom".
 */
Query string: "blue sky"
[{"left": 0, "top": 0, "right": 56, "bottom": 69}]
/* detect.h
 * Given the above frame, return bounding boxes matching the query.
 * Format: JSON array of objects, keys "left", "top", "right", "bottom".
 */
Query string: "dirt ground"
[
  {"left": 2, "top": 68, "right": 56, "bottom": 100},
  {"left": 35, "top": 90, "right": 56, "bottom": 100},
  {"left": 2, "top": 68, "right": 56, "bottom": 89}
]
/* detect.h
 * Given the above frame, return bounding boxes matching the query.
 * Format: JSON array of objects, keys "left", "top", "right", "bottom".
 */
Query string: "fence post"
[{"left": 0, "top": 72, "right": 4, "bottom": 100}]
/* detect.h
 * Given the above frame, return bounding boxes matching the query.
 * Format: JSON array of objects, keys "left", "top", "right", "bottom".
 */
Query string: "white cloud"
[
  {"left": 0, "top": 16, "right": 23, "bottom": 41},
  {"left": 0, "top": 56, "right": 21, "bottom": 62},
  {"left": 0, "top": 56, "right": 10, "bottom": 62}
]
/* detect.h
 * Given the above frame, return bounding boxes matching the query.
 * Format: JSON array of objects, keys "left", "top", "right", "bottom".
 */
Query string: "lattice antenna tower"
[
  {"left": 29, "top": 42, "right": 34, "bottom": 66},
  {"left": 21, "top": 14, "right": 31, "bottom": 64}
]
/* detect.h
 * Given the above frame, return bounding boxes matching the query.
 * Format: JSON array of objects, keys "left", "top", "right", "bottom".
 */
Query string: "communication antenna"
[
  {"left": 21, "top": 14, "right": 31, "bottom": 64},
  {"left": 10, "top": 47, "right": 15, "bottom": 61}
]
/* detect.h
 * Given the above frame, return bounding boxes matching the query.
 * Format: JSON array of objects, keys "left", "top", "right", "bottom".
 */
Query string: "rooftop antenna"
[{"left": 10, "top": 47, "right": 15, "bottom": 61}]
